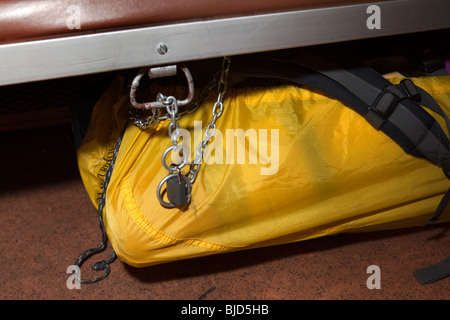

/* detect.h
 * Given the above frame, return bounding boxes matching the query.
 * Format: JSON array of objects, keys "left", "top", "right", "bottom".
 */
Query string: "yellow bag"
[{"left": 77, "top": 70, "right": 450, "bottom": 269}]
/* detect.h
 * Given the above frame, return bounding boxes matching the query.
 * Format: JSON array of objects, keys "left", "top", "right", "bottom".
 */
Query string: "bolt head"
[{"left": 157, "top": 43, "right": 168, "bottom": 55}]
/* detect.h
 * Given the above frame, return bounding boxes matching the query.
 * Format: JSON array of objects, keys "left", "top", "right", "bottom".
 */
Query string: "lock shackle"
[{"left": 156, "top": 173, "right": 192, "bottom": 208}]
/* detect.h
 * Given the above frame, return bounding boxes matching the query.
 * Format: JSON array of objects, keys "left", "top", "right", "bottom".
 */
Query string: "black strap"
[
  {"left": 230, "top": 51, "right": 450, "bottom": 285},
  {"left": 279, "top": 52, "right": 450, "bottom": 226},
  {"left": 73, "top": 121, "right": 128, "bottom": 284},
  {"left": 231, "top": 51, "right": 450, "bottom": 219},
  {"left": 413, "top": 255, "right": 450, "bottom": 285},
  {"left": 423, "top": 188, "right": 450, "bottom": 226},
  {"left": 270, "top": 50, "right": 450, "bottom": 167},
  {"left": 231, "top": 52, "right": 450, "bottom": 166}
]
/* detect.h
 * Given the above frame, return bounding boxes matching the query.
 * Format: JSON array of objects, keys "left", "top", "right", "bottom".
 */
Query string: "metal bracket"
[{"left": 129, "top": 65, "right": 194, "bottom": 110}]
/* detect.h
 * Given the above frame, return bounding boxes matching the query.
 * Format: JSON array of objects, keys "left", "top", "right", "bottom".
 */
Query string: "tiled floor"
[{"left": 1, "top": 124, "right": 449, "bottom": 300}]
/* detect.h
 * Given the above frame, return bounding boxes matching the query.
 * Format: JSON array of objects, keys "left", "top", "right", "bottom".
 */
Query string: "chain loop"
[{"left": 161, "top": 144, "right": 187, "bottom": 172}]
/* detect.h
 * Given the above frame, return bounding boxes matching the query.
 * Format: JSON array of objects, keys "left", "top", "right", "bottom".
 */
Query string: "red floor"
[{"left": 0, "top": 124, "right": 449, "bottom": 300}]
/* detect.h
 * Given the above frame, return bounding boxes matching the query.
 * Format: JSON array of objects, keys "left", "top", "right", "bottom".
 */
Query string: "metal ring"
[
  {"left": 156, "top": 173, "right": 192, "bottom": 208},
  {"left": 161, "top": 145, "right": 187, "bottom": 171},
  {"left": 165, "top": 96, "right": 178, "bottom": 115}
]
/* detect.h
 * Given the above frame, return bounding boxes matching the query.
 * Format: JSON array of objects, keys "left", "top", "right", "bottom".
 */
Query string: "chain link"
[{"left": 187, "top": 56, "right": 231, "bottom": 184}]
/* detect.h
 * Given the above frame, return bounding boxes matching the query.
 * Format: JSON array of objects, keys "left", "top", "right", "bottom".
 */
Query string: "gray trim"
[{"left": 1, "top": 0, "right": 449, "bottom": 86}]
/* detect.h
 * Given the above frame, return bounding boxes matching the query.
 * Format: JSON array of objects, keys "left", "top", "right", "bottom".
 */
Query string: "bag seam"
[{"left": 120, "top": 173, "right": 239, "bottom": 252}]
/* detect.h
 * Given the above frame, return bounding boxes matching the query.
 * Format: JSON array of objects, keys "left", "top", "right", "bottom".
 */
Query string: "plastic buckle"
[
  {"left": 365, "top": 80, "right": 421, "bottom": 130},
  {"left": 365, "top": 87, "right": 400, "bottom": 130},
  {"left": 400, "top": 79, "right": 421, "bottom": 102},
  {"left": 422, "top": 58, "right": 446, "bottom": 75}
]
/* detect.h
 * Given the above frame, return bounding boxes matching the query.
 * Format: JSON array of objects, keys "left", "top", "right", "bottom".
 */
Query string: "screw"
[{"left": 157, "top": 43, "right": 168, "bottom": 55}]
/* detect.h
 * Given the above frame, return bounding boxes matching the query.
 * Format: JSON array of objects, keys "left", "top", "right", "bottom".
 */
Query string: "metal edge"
[{"left": 0, "top": 0, "right": 449, "bottom": 86}]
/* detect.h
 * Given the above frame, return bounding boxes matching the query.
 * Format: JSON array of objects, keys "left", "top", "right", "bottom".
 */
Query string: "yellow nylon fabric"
[{"left": 77, "top": 75, "right": 450, "bottom": 267}]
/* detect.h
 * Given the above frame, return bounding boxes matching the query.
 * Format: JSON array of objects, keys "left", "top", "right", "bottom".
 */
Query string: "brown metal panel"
[{"left": 0, "top": 0, "right": 376, "bottom": 43}]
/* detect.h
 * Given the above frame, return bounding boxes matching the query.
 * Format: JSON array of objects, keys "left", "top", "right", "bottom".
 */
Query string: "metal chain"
[
  {"left": 128, "top": 107, "right": 159, "bottom": 129},
  {"left": 142, "top": 56, "right": 231, "bottom": 208},
  {"left": 187, "top": 56, "right": 231, "bottom": 184},
  {"left": 159, "top": 96, "right": 188, "bottom": 173},
  {"left": 156, "top": 94, "right": 191, "bottom": 208}
]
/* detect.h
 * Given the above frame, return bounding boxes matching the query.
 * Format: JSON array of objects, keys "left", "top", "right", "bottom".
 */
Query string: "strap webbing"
[
  {"left": 270, "top": 50, "right": 450, "bottom": 167},
  {"left": 413, "top": 255, "right": 450, "bottom": 285},
  {"left": 230, "top": 51, "right": 450, "bottom": 285},
  {"left": 231, "top": 52, "right": 450, "bottom": 166}
]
